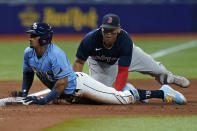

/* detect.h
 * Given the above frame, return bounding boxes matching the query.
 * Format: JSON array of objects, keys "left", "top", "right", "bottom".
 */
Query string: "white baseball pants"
[{"left": 74, "top": 72, "right": 134, "bottom": 104}]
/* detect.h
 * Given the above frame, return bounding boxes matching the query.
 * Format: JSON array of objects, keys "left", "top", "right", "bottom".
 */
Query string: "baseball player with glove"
[
  {"left": 73, "top": 13, "right": 190, "bottom": 93},
  {"left": 11, "top": 22, "right": 186, "bottom": 105}
]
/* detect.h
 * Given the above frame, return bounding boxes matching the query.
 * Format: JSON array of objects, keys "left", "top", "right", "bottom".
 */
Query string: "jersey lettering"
[{"left": 91, "top": 55, "right": 118, "bottom": 63}]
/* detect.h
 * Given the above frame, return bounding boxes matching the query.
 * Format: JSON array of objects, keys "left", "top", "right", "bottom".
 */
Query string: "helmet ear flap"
[
  {"left": 39, "top": 38, "right": 47, "bottom": 45},
  {"left": 39, "top": 32, "right": 53, "bottom": 45},
  {"left": 39, "top": 37, "right": 48, "bottom": 45}
]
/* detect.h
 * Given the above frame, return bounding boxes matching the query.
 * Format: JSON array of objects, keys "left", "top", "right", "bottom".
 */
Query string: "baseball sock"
[{"left": 137, "top": 89, "right": 164, "bottom": 100}]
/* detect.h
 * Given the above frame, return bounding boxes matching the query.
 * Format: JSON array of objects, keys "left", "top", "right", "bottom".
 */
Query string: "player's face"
[
  {"left": 29, "top": 34, "right": 40, "bottom": 48},
  {"left": 102, "top": 28, "right": 120, "bottom": 48}
]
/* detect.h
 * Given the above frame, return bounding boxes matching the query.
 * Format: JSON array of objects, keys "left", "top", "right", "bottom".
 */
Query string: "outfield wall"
[{"left": 0, "top": 3, "right": 196, "bottom": 34}]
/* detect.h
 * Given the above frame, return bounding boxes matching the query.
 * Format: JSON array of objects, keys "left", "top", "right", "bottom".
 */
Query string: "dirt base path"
[{"left": 0, "top": 79, "right": 197, "bottom": 131}]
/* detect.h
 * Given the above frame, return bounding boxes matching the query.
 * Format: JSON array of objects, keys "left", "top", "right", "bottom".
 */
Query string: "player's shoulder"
[
  {"left": 117, "top": 29, "right": 132, "bottom": 42},
  {"left": 24, "top": 47, "right": 32, "bottom": 52},
  {"left": 24, "top": 47, "right": 34, "bottom": 56},
  {"left": 117, "top": 29, "right": 133, "bottom": 48},
  {"left": 82, "top": 28, "right": 101, "bottom": 42},
  {"left": 119, "top": 29, "right": 131, "bottom": 39},
  {"left": 85, "top": 28, "right": 100, "bottom": 37},
  {"left": 48, "top": 43, "right": 66, "bottom": 57}
]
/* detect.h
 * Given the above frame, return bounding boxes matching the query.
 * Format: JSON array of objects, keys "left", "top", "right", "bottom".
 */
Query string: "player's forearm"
[
  {"left": 53, "top": 77, "right": 68, "bottom": 94},
  {"left": 115, "top": 66, "right": 129, "bottom": 91},
  {"left": 73, "top": 58, "right": 85, "bottom": 72},
  {"left": 37, "top": 77, "right": 68, "bottom": 104},
  {"left": 22, "top": 71, "right": 34, "bottom": 95}
]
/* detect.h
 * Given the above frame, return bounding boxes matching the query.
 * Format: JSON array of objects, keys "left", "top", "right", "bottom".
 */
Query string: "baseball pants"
[{"left": 74, "top": 72, "right": 134, "bottom": 104}]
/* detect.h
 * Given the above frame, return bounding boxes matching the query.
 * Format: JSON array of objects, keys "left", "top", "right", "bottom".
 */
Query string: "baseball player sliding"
[
  {"left": 11, "top": 22, "right": 186, "bottom": 105},
  {"left": 73, "top": 13, "right": 190, "bottom": 93}
]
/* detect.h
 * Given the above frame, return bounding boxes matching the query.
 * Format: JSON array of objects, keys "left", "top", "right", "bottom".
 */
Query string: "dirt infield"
[{"left": 0, "top": 79, "right": 197, "bottom": 131}]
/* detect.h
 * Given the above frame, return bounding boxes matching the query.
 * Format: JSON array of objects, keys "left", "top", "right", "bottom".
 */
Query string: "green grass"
[
  {"left": 0, "top": 42, "right": 26, "bottom": 80},
  {"left": 0, "top": 38, "right": 196, "bottom": 80},
  {"left": 130, "top": 39, "right": 197, "bottom": 79},
  {"left": 44, "top": 115, "right": 197, "bottom": 131}
]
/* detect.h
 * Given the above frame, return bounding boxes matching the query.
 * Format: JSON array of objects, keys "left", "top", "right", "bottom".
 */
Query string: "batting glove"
[
  {"left": 23, "top": 96, "right": 47, "bottom": 105},
  {"left": 21, "top": 88, "right": 60, "bottom": 105}
]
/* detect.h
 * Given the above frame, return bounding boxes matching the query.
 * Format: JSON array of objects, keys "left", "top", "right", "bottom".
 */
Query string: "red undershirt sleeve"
[{"left": 115, "top": 65, "right": 129, "bottom": 91}]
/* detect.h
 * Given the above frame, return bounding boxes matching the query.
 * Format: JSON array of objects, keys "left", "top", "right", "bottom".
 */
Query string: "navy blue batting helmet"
[{"left": 26, "top": 22, "right": 53, "bottom": 45}]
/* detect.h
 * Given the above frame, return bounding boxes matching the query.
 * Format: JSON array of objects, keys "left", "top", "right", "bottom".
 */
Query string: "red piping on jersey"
[{"left": 115, "top": 66, "right": 129, "bottom": 91}]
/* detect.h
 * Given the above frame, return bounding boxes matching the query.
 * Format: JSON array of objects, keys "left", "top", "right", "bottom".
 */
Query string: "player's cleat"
[
  {"left": 167, "top": 73, "right": 190, "bottom": 88},
  {"left": 160, "top": 85, "right": 187, "bottom": 105},
  {"left": 172, "top": 75, "right": 190, "bottom": 88},
  {"left": 123, "top": 83, "right": 148, "bottom": 103}
]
